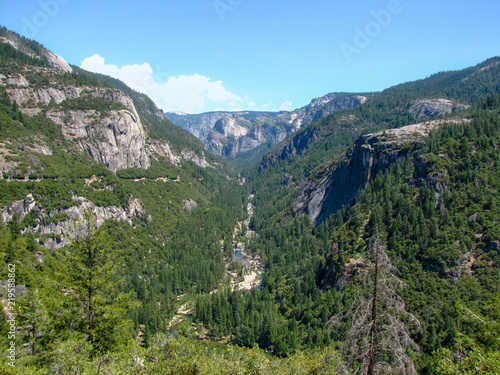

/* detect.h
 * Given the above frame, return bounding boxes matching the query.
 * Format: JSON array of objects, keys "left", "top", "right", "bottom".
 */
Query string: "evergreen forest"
[{"left": 0, "top": 27, "right": 499, "bottom": 374}]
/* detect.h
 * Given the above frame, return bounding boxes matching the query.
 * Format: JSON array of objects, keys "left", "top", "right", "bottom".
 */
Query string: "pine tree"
[
  {"left": 18, "top": 288, "right": 50, "bottom": 356},
  {"left": 328, "top": 235, "right": 422, "bottom": 374},
  {"left": 65, "top": 211, "right": 139, "bottom": 359}
]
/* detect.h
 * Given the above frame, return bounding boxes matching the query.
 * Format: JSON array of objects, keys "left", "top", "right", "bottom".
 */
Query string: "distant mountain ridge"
[
  {"left": 166, "top": 93, "right": 372, "bottom": 158},
  {"left": 257, "top": 57, "right": 500, "bottom": 174}
]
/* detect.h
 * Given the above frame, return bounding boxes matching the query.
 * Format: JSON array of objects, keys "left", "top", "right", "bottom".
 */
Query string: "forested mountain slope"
[
  {"left": 251, "top": 57, "right": 500, "bottom": 228},
  {"left": 224, "top": 58, "right": 500, "bottom": 372},
  {"left": 0, "top": 27, "right": 246, "bottom": 358}
]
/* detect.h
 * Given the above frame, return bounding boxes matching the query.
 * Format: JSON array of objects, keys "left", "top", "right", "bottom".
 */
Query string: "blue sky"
[{"left": 1, "top": 0, "right": 499, "bottom": 114}]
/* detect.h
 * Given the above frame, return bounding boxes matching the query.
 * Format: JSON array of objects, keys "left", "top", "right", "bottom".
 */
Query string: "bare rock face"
[
  {"left": 44, "top": 51, "right": 73, "bottom": 73},
  {"left": 0, "top": 73, "right": 30, "bottom": 87},
  {"left": 291, "top": 141, "right": 374, "bottom": 225},
  {"left": 127, "top": 197, "right": 146, "bottom": 218},
  {"left": 1, "top": 194, "right": 38, "bottom": 223},
  {"left": 1, "top": 34, "right": 72, "bottom": 73},
  {"left": 291, "top": 120, "right": 456, "bottom": 225},
  {"left": 147, "top": 141, "right": 182, "bottom": 165},
  {"left": 207, "top": 120, "right": 289, "bottom": 158},
  {"left": 45, "top": 99, "right": 150, "bottom": 172},
  {"left": 207, "top": 115, "right": 258, "bottom": 158},
  {"left": 180, "top": 150, "right": 211, "bottom": 168},
  {"left": 213, "top": 115, "right": 249, "bottom": 138},
  {"left": 279, "top": 94, "right": 368, "bottom": 130},
  {"left": 8, "top": 84, "right": 192, "bottom": 172},
  {"left": 1, "top": 193, "right": 148, "bottom": 250},
  {"left": 409, "top": 99, "right": 470, "bottom": 119},
  {"left": 77, "top": 109, "right": 150, "bottom": 172},
  {"left": 8, "top": 86, "right": 82, "bottom": 106}
]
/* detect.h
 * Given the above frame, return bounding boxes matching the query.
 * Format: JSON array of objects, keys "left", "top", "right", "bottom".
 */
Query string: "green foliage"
[
  {"left": 17, "top": 333, "right": 343, "bottom": 375},
  {"left": 3, "top": 26, "right": 500, "bottom": 373},
  {"left": 138, "top": 333, "right": 343, "bottom": 375},
  {"left": 195, "top": 286, "right": 306, "bottom": 357},
  {"left": 248, "top": 57, "right": 500, "bottom": 233},
  {"left": 58, "top": 97, "right": 127, "bottom": 112},
  {"left": 0, "top": 42, "right": 48, "bottom": 68},
  {"left": 434, "top": 337, "right": 500, "bottom": 374},
  {"left": 224, "top": 95, "right": 500, "bottom": 373},
  {"left": 64, "top": 211, "right": 139, "bottom": 358}
]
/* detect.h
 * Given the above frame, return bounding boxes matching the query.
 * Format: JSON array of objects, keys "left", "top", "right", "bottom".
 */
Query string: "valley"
[{"left": 1, "top": 26, "right": 500, "bottom": 374}]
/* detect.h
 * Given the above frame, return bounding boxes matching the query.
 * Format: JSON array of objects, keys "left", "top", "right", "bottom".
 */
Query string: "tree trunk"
[
  {"left": 88, "top": 242, "right": 94, "bottom": 359},
  {"left": 367, "top": 242, "right": 379, "bottom": 375}
]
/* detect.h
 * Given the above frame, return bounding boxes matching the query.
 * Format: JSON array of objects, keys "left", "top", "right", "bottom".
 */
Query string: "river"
[{"left": 228, "top": 194, "right": 264, "bottom": 290}]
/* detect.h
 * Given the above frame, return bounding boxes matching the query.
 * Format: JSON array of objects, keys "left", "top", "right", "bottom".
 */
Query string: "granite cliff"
[
  {"left": 0, "top": 63, "right": 211, "bottom": 174},
  {"left": 291, "top": 119, "right": 469, "bottom": 225}
]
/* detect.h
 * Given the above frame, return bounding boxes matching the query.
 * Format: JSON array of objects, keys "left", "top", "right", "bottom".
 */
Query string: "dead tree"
[{"left": 328, "top": 236, "right": 422, "bottom": 375}]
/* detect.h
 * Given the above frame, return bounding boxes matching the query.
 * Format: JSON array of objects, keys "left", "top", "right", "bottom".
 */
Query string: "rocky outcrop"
[
  {"left": 47, "top": 106, "right": 151, "bottom": 172},
  {"left": 147, "top": 141, "right": 182, "bottom": 165},
  {"left": 8, "top": 85, "right": 81, "bottom": 106},
  {"left": 166, "top": 93, "right": 370, "bottom": 158},
  {"left": 180, "top": 150, "right": 211, "bottom": 168},
  {"left": 207, "top": 119, "right": 288, "bottom": 158},
  {"left": 213, "top": 116, "right": 249, "bottom": 138},
  {"left": 408, "top": 99, "right": 470, "bottom": 119},
  {"left": 1, "top": 30, "right": 215, "bottom": 173},
  {"left": 277, "top": 94, "right": 368, "bottom": 130},
  {"left": 7, "top": 83, "right": 206, "bottom": 172},
  {"left": 44, "top": 50, "right": 73, "bottom": 73},
  {"left": 1, "top": 193, "right": 148, "bottom": 250},
  {"left": 1, "top": 34, "right": 72, "bottom": 73},
  {"left": 0, "top": 73, "right": 30, "bottom": 87},
  {"left": 166, "top": 112, "right": 225, "bottom": 140},
  {"left": 291, "top": 120, "right": 455, "bottom": 225}
]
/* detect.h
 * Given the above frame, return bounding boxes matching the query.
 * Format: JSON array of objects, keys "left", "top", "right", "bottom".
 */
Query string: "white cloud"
[
  {"left": 80, "top": 54, "right": 242, "bottom": 113},
  {"left": 280, "top": 100, "right": 292, "bottom": 111},
  {"left": 248, "top": 101, "right": 256, "bottom": 107}
]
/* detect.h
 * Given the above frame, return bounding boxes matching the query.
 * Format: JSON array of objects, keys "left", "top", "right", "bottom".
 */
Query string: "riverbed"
[{"left": 229, "top": 194, "right": 264, "bottom": 290}]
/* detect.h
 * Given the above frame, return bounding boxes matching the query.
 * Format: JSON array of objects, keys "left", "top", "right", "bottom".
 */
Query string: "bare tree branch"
[{"left": 327, "top": 235, "right": 422, "bottom": 375}]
